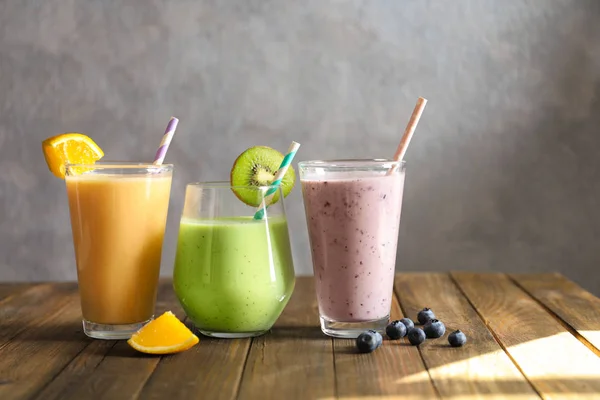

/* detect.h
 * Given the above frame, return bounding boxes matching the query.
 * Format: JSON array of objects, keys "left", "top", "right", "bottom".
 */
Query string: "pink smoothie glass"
[{"left": 299, "top": 159, "right": 406, "bottom": 338}]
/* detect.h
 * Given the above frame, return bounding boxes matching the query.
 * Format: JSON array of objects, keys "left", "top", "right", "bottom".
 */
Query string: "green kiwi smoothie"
[{"left": 173, "top": 215, "right": 295, "bottom": 335}]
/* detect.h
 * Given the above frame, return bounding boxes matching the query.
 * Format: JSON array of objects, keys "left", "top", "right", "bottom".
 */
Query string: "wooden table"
[{"left": 0, "top": 273, "right": 599, "bottom": 400}]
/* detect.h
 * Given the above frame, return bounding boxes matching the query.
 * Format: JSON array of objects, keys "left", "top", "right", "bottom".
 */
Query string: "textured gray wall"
[{"left": 1, "top": 1, "right": 600, "bottom": 294}]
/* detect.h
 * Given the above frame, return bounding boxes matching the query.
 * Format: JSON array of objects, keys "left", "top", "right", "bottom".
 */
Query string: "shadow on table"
[
  {"left": 268, "top": 326, "right": 330, "bottom": 340},
  {"left": 0, "top": 321, "right": 89, "bottom": 342}
]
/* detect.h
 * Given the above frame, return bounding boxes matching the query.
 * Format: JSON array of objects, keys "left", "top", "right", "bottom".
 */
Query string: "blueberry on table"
[
  {"left": 368, "top": 329, "right": 383, "bottom": 348},
  {"left": 407, "top": 328, "right": 426, "bottom": 346},
  {"left": 386, "top": 320, "right": 407, "bottom": 340},
  {"left": 417, "top": 308, "right": 435, "bottom": 325},
  {"left": 423, "top": 319, "right": 446, "bottom": 339},
  {"left": 448, "top": 330, "right": 467, "bottom": 347},
  {"left": 399, "top": 318, "right": 414, "bottom": 330},
  {"left": 356, "top": 331, "right": 380, "bottom": 353}
]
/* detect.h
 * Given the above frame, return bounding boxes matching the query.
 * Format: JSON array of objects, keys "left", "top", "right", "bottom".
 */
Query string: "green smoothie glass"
[{"left": 173, "top": 182, "right": 296, "bottom": 338}]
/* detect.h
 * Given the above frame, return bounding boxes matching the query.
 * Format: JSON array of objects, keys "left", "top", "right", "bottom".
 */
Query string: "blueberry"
[
  {"left": 386, "top": 320, "right": 407, "bottom": 340},
  {"left": 448, "top": 330, "right": 467, "bottom": 347},
  {"left": 423, "top": 319, "right": 446, "bottom": 338},
  {"left": 368, "top": 329, "right": 383, "bottom": 348},
  {"left": 356, "top": 331, "right": 379, "bottom": 353},
  {"left": 400, "top": 318, "right": 414, "bottom": 330},
  {"left": 417, "top": 308, "right": 435, "bottom": 325},
  {"left": 407, "top": 328, "right": 426, "bottom": 346}
]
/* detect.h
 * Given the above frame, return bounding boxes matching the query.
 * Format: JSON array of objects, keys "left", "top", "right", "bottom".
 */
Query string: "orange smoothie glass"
[{"left": 65, "top": 162, "right": 173, "bottom": 339}]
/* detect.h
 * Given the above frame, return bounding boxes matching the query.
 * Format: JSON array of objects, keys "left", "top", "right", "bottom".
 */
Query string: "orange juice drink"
[{"left": 65, "top": 163, "right": 173, "bottom": 339}]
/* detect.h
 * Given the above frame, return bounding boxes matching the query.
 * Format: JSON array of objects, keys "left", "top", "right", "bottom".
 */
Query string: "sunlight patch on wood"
[
  {"left": 507, "top": 331, "right": 600, "bottom": 379},
  {"left": 321, "top": 396, "right": 434, "bottom": 400},
  {"left": 397, "top": 350, "right": 524, "bottom": 383},
  {"left": 579, "top": 331, "right": 600, "bottom": 355},
  {"left": 327, "top": 396, "right": 534, "bottom": 400},
  {"left": 393, "top": 332, "right": 600, "bottom": 384}
]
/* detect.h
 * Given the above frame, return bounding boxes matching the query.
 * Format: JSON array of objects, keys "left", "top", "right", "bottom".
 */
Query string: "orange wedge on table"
[
  {"left": 42, "top": 133, "right": 104, "bottom": 179},
  {"left": 127, "top": 311, "right": 199, "bottom": 355}
]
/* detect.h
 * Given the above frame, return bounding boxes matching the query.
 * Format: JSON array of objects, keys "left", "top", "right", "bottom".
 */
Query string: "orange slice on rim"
[
  {"left": 127, "top": 311, "right": 199, "bottom": 355},
  {"left": 42, "top": 133, "right": 104, "bottom": 179}
]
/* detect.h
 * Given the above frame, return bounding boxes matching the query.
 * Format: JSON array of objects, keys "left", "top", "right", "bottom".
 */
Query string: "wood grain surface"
[
  {"left": 0, "top": 283, "right": 31, "bottom": 303},
  {"left": 333, "top": 295, "right": 438, "bottom": 399},
  {"left": 0, "top": 284, "right": 82, "bottom": 400},
  {"left": 395, "top": 273, "right": 539, "bottom": 399},
  {"left": 452, "top": 272, "right": 600, "bottom": 400},
  {"left": 34, "top": 280, "right": 178, "bottom": 400},
  {"left": 510, "top": 273, "right": 600, "bottom": 355},
  {"left": 237, "top": 278, "right": 334, "bottom": 400},
  {"left": 0, "top": 273, "right": 597, "bottom": 400},
  {"left": 48, "top": 282, "right": 181, "bottom": 400}
]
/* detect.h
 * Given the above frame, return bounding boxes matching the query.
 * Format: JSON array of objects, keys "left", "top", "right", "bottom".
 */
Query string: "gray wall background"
[{"left": 2, "top": 0, "right": 600, "bottom": 294}]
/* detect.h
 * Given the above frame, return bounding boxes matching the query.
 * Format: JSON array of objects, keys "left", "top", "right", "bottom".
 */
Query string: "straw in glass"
[
  {"left": 388, "top": 97, "right": 427, "bottom": 174},
  {"left": 153, "top": 117, "right": 179, "bottom": 165},
  {"left": 253, "top": 141, "right": 301, "bottom": 220}
]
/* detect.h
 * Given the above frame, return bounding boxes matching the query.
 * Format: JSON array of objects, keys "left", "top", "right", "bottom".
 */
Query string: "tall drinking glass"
[
  {"left": 299, "top": 160, "right": 406, "bottom": 338},
  {"left": 65, "top": 162, "right": 173, "bottom": 339},
  {"left": 173, "top": 182, "right": 296, "bottom": 338}
]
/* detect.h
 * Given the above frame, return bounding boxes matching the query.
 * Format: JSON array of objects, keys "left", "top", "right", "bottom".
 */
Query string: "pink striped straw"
[{"left": 153, "top": 117, "right": 179, "bottom": 165}]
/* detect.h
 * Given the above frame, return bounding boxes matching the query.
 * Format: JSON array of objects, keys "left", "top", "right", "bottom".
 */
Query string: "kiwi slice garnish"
[{"left": 230, "top": 146, "right": 296, "bottom": 207}]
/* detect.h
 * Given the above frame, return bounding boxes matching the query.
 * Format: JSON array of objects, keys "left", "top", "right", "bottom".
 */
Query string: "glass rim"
[
  {"left": 64, "top": 161, "right": 173, "bottom": 169},
  {"left": 298, "top": 159, "right": 405, "bottom": 168},
  {"left": 185, "top": 180, "right": 284, "bottom": 191}
]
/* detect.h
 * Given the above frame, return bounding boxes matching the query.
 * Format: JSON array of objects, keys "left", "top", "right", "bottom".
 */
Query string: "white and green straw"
[{"left": 253, "top": 141, "right": 301, "bottom": 220}]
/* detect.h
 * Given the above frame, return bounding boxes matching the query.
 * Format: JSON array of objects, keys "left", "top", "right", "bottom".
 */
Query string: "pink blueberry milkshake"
[{"left": 299, "top": 160, "right": 406, "bottom": 338}]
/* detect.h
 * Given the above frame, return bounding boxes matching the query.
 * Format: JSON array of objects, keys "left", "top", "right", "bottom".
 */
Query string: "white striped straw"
[
  {"left": 253, "top": 141, "right": 301, "bottom": 220},
  {"left": 153, "top": 117, "right": 179, "bottom": 165}
]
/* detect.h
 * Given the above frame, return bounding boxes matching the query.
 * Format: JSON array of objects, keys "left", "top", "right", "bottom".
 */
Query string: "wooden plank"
[
  {"left": 0, "top": 283, "right": 77, "bottom": 348},
  {"left": 32, "top": 340, "right": 116, "bottom": 400},
  {"left": 452, "top": 272, "right": 600, "bottom": 400},
  {"left": 332, "top": 290, "right": 438, "bottom": 399},
  {"left": 510, "top": 273, "right": 600, "bottom": 354},
  {"left": 0, "top": 284, "right": 86, "bottom": 400},
  {"left": 32, "top": 280, "right": 173, "bottom": 400},
  {"left": 0, "top": 283, "right": 33, "bottom": 303},
  {"left": 47, "top": 281, "right": 182, "bottom": 400},
  {"left": 141, "top": 330, "right": 250, "bottom": 400},
  {"left": 395, "top": 273, "right": 540, "bottom": 400},
  {"left": 236, "top": 277, "right": 334, "bottom": 400}
]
